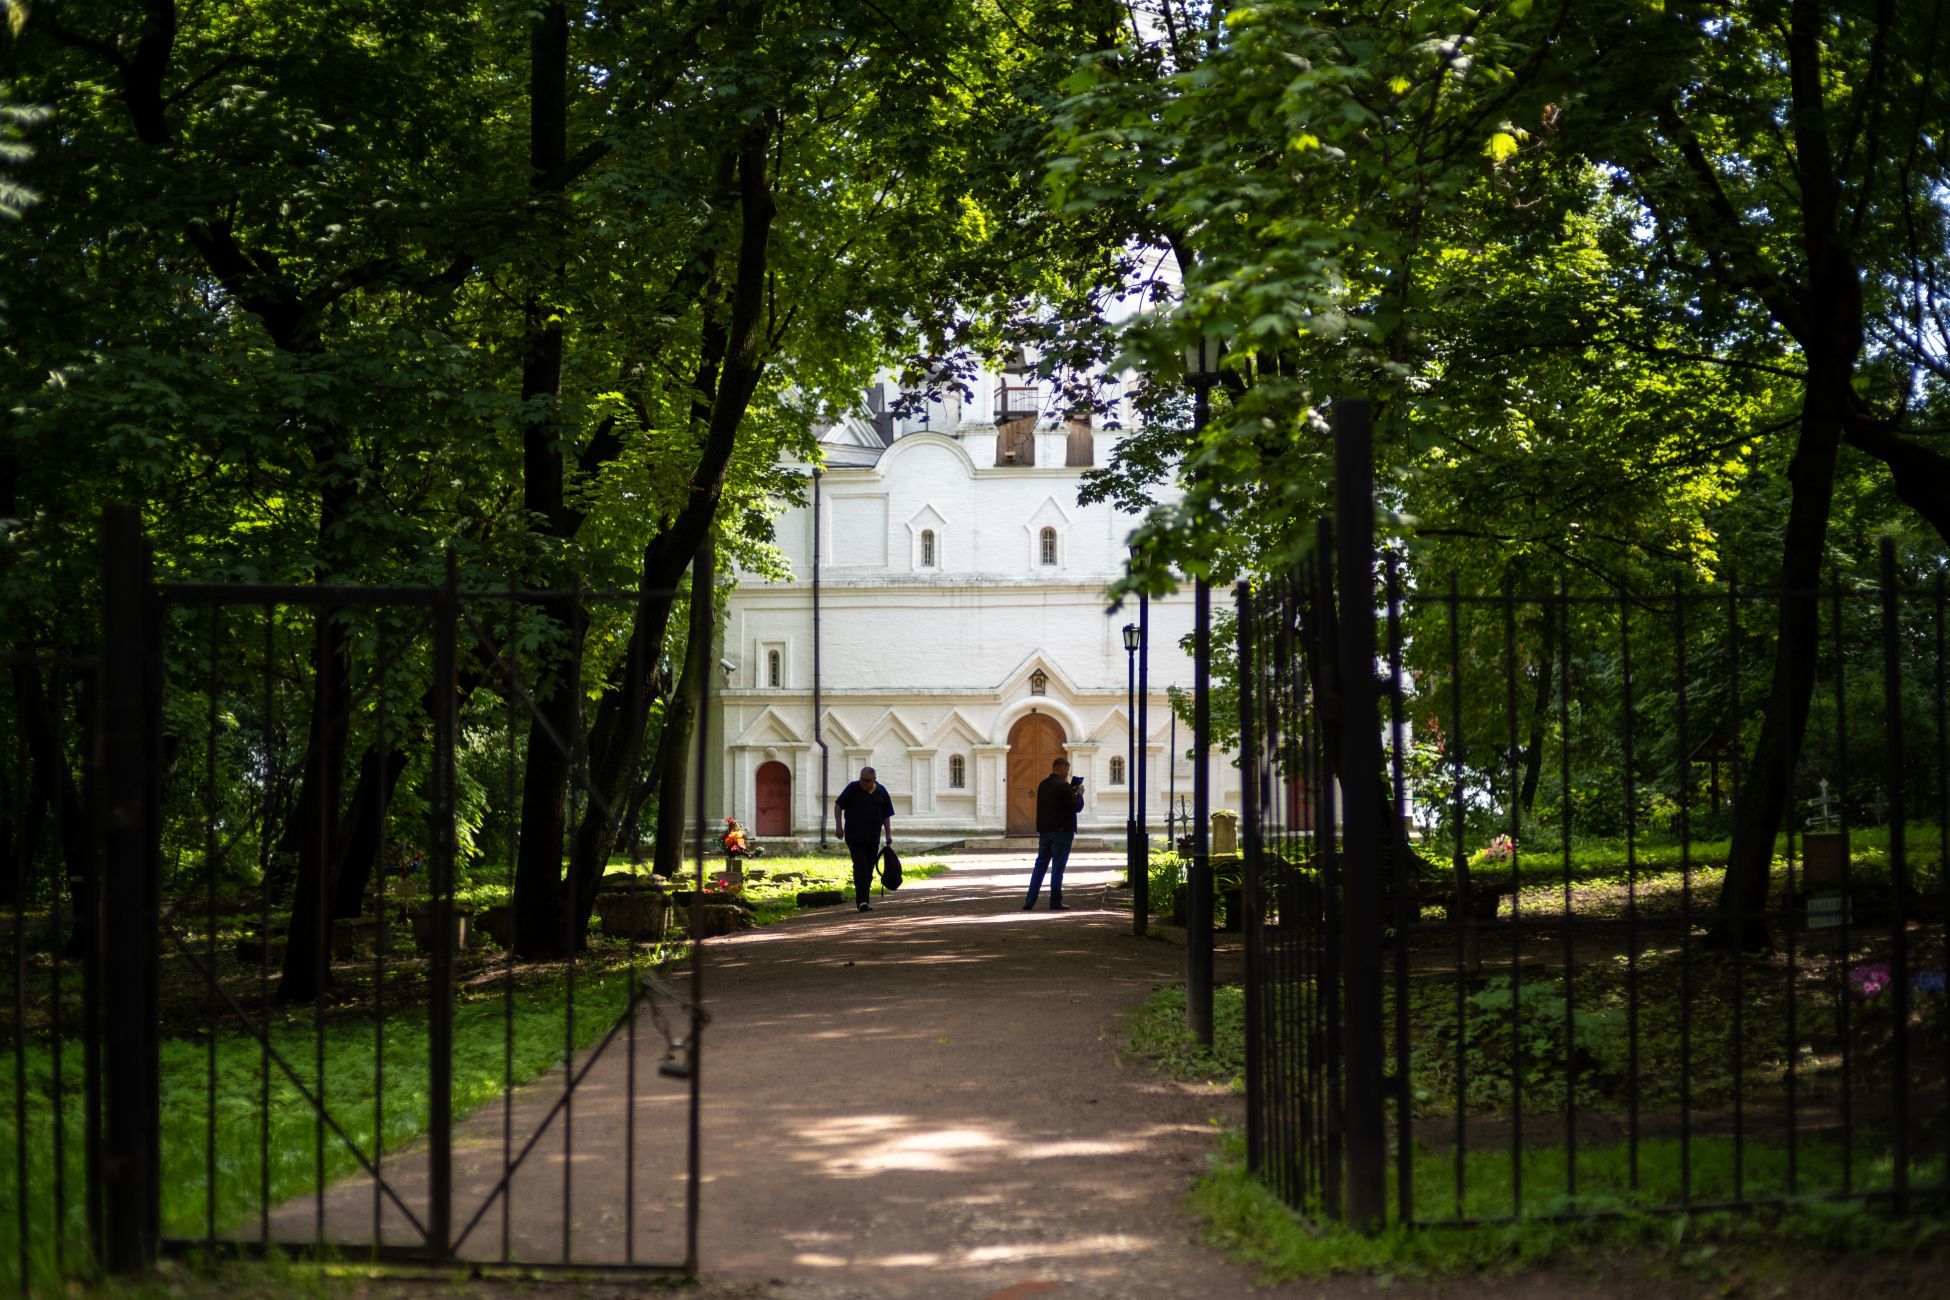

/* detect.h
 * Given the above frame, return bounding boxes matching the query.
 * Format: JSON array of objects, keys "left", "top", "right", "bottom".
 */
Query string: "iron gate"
[
  {"left": 1236, "top": 415, "right": 1949, "bottom": 1233},
  {"left": 4, "top": 509, "right": 714, "bottom": 1289}
]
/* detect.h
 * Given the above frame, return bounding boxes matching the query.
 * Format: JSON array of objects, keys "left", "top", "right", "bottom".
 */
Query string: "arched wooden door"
[
  {"left": 1006, "top": 713, "right": 1066, "bottom": 836},
  {"left": 754, "top": 760, "right": 791, "bottom": 837}
]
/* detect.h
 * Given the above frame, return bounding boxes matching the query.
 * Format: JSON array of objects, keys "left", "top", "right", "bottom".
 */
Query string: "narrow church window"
[
  {"left": 920, "top": 528, "right": 936, "bottom": 568},
  {"left": 948, "top": 754, "right": 966, "bottom": 788},
  {"left": 767, "top": 649, "right": 781, "bottom": 688},
  {"left": 1039, "top": 527, "right": 1058, "bottom": 566},
  {"left": 1109, "top": 755, "right": 1126, "bottom": 785}
]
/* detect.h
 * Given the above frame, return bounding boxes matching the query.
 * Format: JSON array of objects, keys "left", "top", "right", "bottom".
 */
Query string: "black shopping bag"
[{"left": 880, "top": 845, "right": 903, "bottom": 891}]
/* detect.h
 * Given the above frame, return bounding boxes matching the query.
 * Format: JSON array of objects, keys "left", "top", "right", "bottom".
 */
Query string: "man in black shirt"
[
  {"left": 1022, "top": 756, "right": 1084, "bottom": 910},
  {"left": 833, "top": 766, "right": 895, "bottom": 913}
]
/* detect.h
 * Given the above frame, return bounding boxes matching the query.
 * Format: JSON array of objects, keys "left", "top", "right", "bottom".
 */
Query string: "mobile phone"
[{"left": 1071, "top": 775, "right": 1084, "bottom": 786}]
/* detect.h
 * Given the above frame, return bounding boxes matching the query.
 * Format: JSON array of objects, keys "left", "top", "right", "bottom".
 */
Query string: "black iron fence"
[
  {"left": 1238, "top": 511, "right": 1950, "bottom": 1231},
  {"left": 3, "top": 511, "right": 717, "bottom": 1290}
]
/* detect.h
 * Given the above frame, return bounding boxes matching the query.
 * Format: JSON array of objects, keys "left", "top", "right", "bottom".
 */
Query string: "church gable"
[
  {"left": 731, "top": 706, "right": 806, "bottom": 749},
  {"left": 925, "top": 707, "right": 990, "bottom": 750},
  {"left": 819, "top": 712, "right": 862, "bottom": 749},
  {"left": 1088, "top": 706, "right": 1132, "bottom": 747},
  {"left": 998, "top": 651, "right": 1083, "bottom": 701},
  {"left": 858, "top": 707, "right": 926, "bottom": 751}
]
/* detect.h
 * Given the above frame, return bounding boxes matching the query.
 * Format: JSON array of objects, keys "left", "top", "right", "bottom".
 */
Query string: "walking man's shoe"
[
  {"left": 857, "top": 903, "right": 872, "bottom": 913},
  {"left": 1020, "top": 902, "right": 1034, "bottom": 910},
  {"left": 1049, "top": 902, "right": 1069, "bottom": 911}
]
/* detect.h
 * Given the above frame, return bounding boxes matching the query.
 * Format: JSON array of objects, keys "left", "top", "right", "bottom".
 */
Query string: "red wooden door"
[
  {"left": 1006, "top": 714, "right": 1066, "bottom": 836},
  {"left": 755, "top": 761, "right": 791, "bottom": 837},
  {"left": 1284, "top": 773, "right": 1314, "bottom": 831}
]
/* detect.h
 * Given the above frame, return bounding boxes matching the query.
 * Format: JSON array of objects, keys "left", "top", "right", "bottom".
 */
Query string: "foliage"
[{"left": 1121, "top": 982, "right": 1245, "bottom": 1091}]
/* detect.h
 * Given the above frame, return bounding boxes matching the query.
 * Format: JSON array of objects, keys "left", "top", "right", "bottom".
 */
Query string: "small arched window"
[
  {"left": 767, "top": 649, "right": 781, "bottom": 688},
  {"left": 920, "top": 528, "right": 936, "bottom": 568},
  {"left": 1039, "top": 527, "right": 1058, "bottom": 566},
  {"left": 948, "top": 754, "right": 966, "bottom": 789},
  {"left": 1109, "top": 755, "right": 1126, "bottom": 786}
]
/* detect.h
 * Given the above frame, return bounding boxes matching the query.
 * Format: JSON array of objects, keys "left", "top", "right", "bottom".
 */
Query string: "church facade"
[{"left": 704, "top": 364, "right": 1243, "bottom": 845}]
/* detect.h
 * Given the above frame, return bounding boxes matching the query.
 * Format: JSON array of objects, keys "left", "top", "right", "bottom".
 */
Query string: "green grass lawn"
[
  {"left": 1124, "top": 982, "right": 1949, "bottom": 1280},
  {"left": 0, "top": 854, "right": 951, "bottom": 1292},
  {"left": 1190, "top": 1126, "right": 1949, "bottom": 1281},
  {"left": 0, "top": 953, "right": 664, "bottom": 1292}
]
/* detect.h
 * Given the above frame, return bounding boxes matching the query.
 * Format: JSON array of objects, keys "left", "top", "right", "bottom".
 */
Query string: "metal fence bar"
[
  {"left": 204, "top": 607, "right": 222, "bottom": 1248},
  {"left": 1879, "top": 539, "right": 1911, "bottom": 1214},
  {"left": 1448, "top": 574, "right": 1469, "bottom": 1218},
  {"left": 100, "top": 506, "right": 161, "bottom": 1274},
  {"left": 1557, "top": 579, "right": 1577, "bottom": 1201},
  {"left": 12, "top": 696, "right": 28, "bottom": 1297},
  {"left": 257, "top": 607, "right": 275, "bottom": 1248},
  {"left": 1937, "top": 572, "right": 1950, "bottom": 1198},
  {"left": 1617, "top": 591, "right": 1641, "bottom": 1193},
  {"left": 1188, "top": 566, "right": 1214, "bottom": 1047},
  {"left": 1385, "top": 556, "right": 1413, "bottom": 1224},
  {"left": 1331, "top": 399, "right": 1385, "bottom": 1231},
  {"left": 1831, "top": 573, "right": 1854, "bottom": 1193},
  {"left": 1726, "top": 578, "right": 1746, "bottom": 1202},
  {"left": 1501, "top": 577, "right": 1523, "bottom": 1216},
  {"left": 1237, "top": 582, "right": 1265, "bottom": 1184},
  {"left": 685, "top": 530, "right": 714, "bottom": 1277},
  {"left": 426, "top": 553, "right": 459, "bottom": 1256}
]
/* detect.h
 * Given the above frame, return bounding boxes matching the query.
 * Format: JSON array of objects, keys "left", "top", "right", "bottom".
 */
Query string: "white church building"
[{"left": 705, "top": 360, "right": 1244, "bottom": 846}]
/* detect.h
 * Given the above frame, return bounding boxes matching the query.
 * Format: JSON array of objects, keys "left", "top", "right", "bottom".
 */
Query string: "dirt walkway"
[
  {"left": 684, "top": 851, "right": 1237, "bottom": 1298},
  {"left": 266, "top": 854, "right": 1940, "bottom": 1300}
]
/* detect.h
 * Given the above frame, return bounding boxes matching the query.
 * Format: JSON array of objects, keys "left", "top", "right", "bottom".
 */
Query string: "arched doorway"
[
  {"left": 1006, "top": 713, "right": 1066, "bottom": 836},
  {"left": 755, "top": 760, "right": 791, "bottom": 837}
]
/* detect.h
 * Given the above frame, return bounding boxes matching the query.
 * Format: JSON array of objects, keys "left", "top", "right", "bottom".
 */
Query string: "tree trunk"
[
  {"left": 564, "top": 121, "right": 774, "bottom": 917},
  {"left": 651, "top": 550, "right": 714, "bottom": 882},
  {"left": 276, "top": 608, "right": 353, "bottom": 1002},
  {"left": 508, "top": 1, "right": 584, "bottom": 959},
  {"left": 1712, "top": 350, "right": 1857, "bottom": 950},
  {"left": 616, "top": 700, "right": 675, "bottom": 863},
  {"left": 1519, "top": 602, "right": 1555, "bottom": 815},
  {"left": 330, "top": 747, "right": 408, "bottom": 918}
]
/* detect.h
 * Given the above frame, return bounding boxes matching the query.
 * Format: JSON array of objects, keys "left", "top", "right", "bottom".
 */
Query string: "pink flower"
[{"left": 1850, "top": 962, "right": 1892, "bottom": 1000}]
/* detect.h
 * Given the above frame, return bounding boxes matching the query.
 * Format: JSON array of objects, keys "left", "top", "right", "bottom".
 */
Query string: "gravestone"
[{"left": 1211, "top": 810, "right": 1239, "bottom": 858}]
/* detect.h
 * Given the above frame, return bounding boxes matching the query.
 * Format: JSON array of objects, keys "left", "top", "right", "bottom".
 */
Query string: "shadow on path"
[{"left": 259, "top": 854, "right": 1256, "bottom": 1298}]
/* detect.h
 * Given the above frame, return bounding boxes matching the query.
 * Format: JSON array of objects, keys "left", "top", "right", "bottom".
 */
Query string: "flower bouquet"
[{"left": 720, "top": 816, "right": 765, "bottom": 859}]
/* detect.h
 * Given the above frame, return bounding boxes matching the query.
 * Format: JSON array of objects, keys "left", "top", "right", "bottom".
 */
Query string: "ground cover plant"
[{"left": 1124, "top": 985, "right": 1950, "bottom": 1280}]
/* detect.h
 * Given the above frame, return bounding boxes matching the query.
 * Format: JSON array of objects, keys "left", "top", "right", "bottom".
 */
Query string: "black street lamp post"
[
  {"left": 1136, "top": 591, "right": 1149, "bottom": 935},
  {"left": 1123, "top": 622, "right": 1140, "bottom": 897},
  {"left": 1183, "top": 334, "right": 1224, "bottom": 1046}
]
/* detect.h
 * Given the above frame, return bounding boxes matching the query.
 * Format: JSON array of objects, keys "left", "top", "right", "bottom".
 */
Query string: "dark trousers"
[
  {"left": 1025, "top": 830, "right": 1075, "bottom": 906},
  {"left": 847, "top": 837, "right": 880, "bottom": 902}
]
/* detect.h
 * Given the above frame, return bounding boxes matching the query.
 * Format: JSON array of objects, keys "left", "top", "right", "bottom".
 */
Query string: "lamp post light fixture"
[
  {"left": 1184, "top": 331, "right": 1224, "bottom": 1046},
  {"left": 1122, "top": 622, "right": 1140, "bottom": 896}
]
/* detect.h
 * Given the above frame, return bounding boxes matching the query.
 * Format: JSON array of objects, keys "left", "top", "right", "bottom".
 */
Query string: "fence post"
[
  {"left": 1187, "top": 569, "right": 1214, "bottom": 1046},
  {"left": 99, "top": 507, "right": 161, "bottom": 1274},
  {"left": 1236, "top": 581, "right": 1263, "bottom": 1176},
  {"left": 426, "top": 549, "right": 458, "bottom": 1255},
  {"left": 1878, "top": 537, "right": 1910, "bottom": 1213},
  {"left": 1331, "top": 399, "right": 1386, "bottom": 1230}
]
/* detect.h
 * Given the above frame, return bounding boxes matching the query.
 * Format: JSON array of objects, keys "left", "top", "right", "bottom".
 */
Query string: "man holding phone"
[{"left": 1023, "top": 756, "right": 1085, "bottom": 910}]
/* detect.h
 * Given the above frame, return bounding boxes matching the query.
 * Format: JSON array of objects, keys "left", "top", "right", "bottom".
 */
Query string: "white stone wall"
[{"left": 702, "top": 416, "right": 1244, "bottom": 842}]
